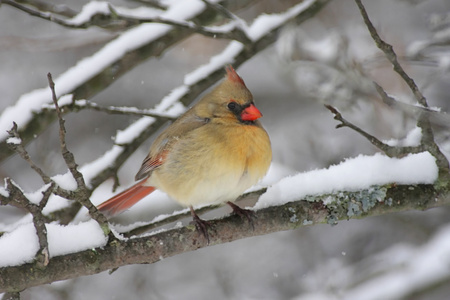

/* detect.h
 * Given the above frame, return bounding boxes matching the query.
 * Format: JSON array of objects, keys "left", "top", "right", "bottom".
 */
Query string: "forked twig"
[
  {"left": 324, "top": 105, "right": 424, "bottom": 158},
  {"left": 354, "top": 0, "right": 427, "bottom": 107},
  {"left": 47, "top": 73, "right": 110, "bottom": 231}
]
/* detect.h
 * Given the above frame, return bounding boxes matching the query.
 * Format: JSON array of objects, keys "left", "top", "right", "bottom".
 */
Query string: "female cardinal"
[{"left": 97, "top": 66, "right": 272, "bottom": 240}]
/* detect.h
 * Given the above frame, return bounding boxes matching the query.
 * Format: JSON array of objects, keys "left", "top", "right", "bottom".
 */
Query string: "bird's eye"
[{"left": 227, "top": 102, "right": 238, "bottom": 111}]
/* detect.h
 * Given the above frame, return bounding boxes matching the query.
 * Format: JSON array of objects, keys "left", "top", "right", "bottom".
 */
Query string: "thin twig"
[
  {"left": 6, "top": 122, "right": 51, "bottom": 184},
  {"left": 2, "top": 0, "right": 84, "bottom": 29},
  {"left": 6, "top": 122, "right": 77, "bottom": 201},
  {"left": 354, "top": 0, "right": 427, "bottom": 107},
  {"left": 47, "top": 73, "right": 111, "bottom": 231},
  {"left": 324, "top": 105, "right": 424, "bottom": 157},
  {"left": 45, "top": 100, "right": 178, "bottom": 120},
  {"left": 200, "top": 0, "right": 250, "bottom": 41}
]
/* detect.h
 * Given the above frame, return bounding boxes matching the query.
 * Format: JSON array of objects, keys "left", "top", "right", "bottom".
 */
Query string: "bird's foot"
[
  {"left": 190, "top": 206, "right": 212, "bottom": 244},
  {"left": 227, "top": 201, "right": 256, "bottom": 230}
]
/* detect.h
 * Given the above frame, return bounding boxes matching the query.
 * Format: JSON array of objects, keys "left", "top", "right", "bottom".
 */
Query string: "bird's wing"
[{"left": 134, "top": 113, "right": 209, "bottom": 181}]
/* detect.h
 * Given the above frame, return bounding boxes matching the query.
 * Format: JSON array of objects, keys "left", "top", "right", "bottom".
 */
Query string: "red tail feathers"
[{"left": 97, "top": 180, "right": 155, "bottom": 217}]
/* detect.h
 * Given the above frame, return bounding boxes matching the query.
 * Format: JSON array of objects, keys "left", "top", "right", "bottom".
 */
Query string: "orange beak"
[{"left": 241, "top": 103, "right": 262, "bottom": 121}]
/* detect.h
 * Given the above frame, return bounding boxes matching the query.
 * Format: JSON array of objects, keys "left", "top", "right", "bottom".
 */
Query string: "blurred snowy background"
[{"left": 1, "top": 0, "right": 450, "bottom": 299}]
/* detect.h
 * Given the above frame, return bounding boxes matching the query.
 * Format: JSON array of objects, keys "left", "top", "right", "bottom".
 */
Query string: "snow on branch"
[{"left": 0, "top": 181, "right": 447, "bottom": 293}]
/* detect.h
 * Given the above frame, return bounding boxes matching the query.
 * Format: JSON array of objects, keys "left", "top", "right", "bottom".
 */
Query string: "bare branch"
[
  {"left": 324, "top": 105, "right": 425, "bottom": 157},
  {"left": 5, "top": 122, "right": 79, "bottom": 201},
  {"left": 6, "top": 122, "right": 51, "bottom": 184},
  {"left": 354, "top": 0, "right": 428, "bottom": 107},
  {"left": 43, "top": 100, "right": 177, "bottom": 120},
  {"left": 47, "top": 73, "right": 110, "bottom": 230},
  {"left": 373, "top": 82, "right": 436, "bottom": 116}
]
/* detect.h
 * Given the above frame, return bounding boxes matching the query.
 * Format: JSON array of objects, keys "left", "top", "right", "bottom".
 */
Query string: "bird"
[{"left": 97, "top": 65, "right": 272, "bottom": 241}]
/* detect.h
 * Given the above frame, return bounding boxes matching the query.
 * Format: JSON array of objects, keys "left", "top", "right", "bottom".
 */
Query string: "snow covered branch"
[{"left": 0, "top": 182, "right": 447, "bottom": 293}]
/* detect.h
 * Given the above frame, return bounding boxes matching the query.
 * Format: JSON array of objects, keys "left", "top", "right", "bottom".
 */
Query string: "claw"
[
  {"left": 227, "top": 201, "right": 256, "bottom": 230},
  {"left": 190, "top": 206, "right": 211, "bottom": 244}
]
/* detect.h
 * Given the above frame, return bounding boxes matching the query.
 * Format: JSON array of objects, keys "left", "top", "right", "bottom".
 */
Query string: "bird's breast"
[{"left": 149, "top": 123, "right": 272, "bottom": 206}]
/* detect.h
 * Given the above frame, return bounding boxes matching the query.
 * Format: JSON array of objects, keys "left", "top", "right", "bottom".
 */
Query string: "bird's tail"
[{"left": 97, "top": 180, "right": 155, "bottom": 217}]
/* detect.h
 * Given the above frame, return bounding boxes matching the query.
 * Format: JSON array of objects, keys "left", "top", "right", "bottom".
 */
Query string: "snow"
[
  {"left": 57, "top": 94, "right": 74, "bottom": 107},
  {"left": 156, "top": 86, "right": 190, "bottom": 112},
  {"left": 115, "top": 116, "right": 155, "bottom": 144},
  {"left": 6, "top": 137, "right": 21, "bottom": 145},
  {"left": 384, "top": 127, "right": 422, "bottom": 147},
  {"left": 115, "top": 6, "right": 162, "bottom": 19},
  {"left": 0, "top": 185, "right": 9, "bottom": 197},
  {"left": 0, "top": 223, "right": 38, "bottom": 267},
  {"left": 155, "top": 40, "right": 245, "bottom": 113},
  {"left": 0, "top": 214, "right": 32, "bottom": 233},
  {"left": 247, "top": 0, "right": 315, "bottom": 41},
  {"left": 65, "top": 1, "right": 111, "bottom": 26},
  {"left": 79, "top": 145, "right": 124, "bottom": 188},
  {"left": 23, "top": 183, "right": 52, "bottom": 205},
  {"left": 0, "top": 220, "right": 107, "bottom": 267},
  {"left": 184, "top": 41, "right": 244, "bottom": 85},
  {"left": 52, "top": 172, "right": 78, "bottom": 191},
  {"left": 42, "top": 194, "right": 73, "bottom": 215},
  {"left": 47, "top": 220, "right": 107, "bottom": 256},
  {"left": 255, "top": 152, "right": 438, "bottom": 209}
]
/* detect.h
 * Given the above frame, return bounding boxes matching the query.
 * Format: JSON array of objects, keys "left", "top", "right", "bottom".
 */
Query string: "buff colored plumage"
[{"left": 98, "top": 66, "right": 272, "bottom": 240}]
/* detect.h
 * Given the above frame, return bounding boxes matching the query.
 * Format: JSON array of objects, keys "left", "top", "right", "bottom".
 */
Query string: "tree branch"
[
  {"left": 354, "top": 0, "right": 427, "bottom": 107},
  {"left": 11, "top": 0, "right": 77, "bottom": 17},
  {"left": 0, "top": 183, "right": 446, "bottom": 293},
  {"left": 47, "top": 73, "right": 110, "bottom": 231},
  {"left": 43, "top": 99, "right": 177, "bottom": 120},
  {"left": 6, "top": 123, "right": 51, "bottom": 184},
  {"left": 121, "top": 189, "right": 265, "bottom": 237},
  {"left": 353, "top": 0, "right": 449, "bottom": 182},
  {"left": 324, "top": 105, "right": 425, "bottom": 157}
]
